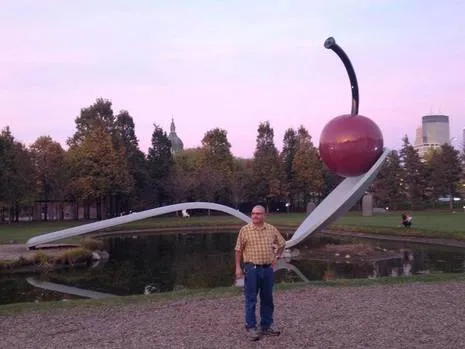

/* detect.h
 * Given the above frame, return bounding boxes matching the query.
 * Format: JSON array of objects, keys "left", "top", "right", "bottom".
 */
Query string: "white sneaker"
[{"left": 247, "top": 328, "right": 259, "bottom": 341}]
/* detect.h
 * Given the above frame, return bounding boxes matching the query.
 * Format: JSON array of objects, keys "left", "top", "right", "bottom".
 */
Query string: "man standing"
[{"left": 234, "top": 205, "right": 286, "bottom": 341}]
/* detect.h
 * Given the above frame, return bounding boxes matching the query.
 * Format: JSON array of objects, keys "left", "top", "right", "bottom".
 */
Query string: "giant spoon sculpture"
[{"left": 27, "top": 37, "right": 388, "bottom": 250}]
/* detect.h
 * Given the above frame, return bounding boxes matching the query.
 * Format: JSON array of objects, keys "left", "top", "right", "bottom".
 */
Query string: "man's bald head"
[{"left": 251, "top": 205, "right": 266, "bottom": 226}]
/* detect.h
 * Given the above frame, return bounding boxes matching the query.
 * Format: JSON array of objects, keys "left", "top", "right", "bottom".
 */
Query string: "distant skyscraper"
[
  {"left": 413, "top": 114, "right": 450, "bottom": 158},
  {"left": 168, "top": 117, "right": 184, "bottom": 154},
  {"left": 422, "top": 115, "right": 450, "bottom": 144},
  {"left": 414, "top": 126, "right": 423, "bottom": 147}
]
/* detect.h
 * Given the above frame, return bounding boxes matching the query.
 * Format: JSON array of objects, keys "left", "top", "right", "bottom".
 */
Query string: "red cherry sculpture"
[
  {"left": 319, "top": 114, "right": 383, "bottom": 177},
  {"left": 319, "top": 37, "right": 384, "bottom": 177}
]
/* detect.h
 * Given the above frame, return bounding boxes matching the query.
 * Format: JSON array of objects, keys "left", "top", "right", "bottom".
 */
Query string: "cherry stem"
[{"left": 324, "top": 37, "right": 359, "bottom": 116}]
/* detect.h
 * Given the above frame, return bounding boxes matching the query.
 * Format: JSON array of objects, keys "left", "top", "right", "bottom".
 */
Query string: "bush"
[
  {"left": 58, "top": 247, "right": 93, "bottom": 265},
  {"left": 33, "top": 251, "right": 50, "bottom": 265},
  {"left": 81, "top": 237, "right": 104, "bottom": 251},
  {"left": 0, "top": 256, "right": 34, "bottom": 271}
]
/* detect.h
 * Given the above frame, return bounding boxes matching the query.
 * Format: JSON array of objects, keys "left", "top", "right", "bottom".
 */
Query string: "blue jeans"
[{"left": 243, "top": 263, "right": 274, "bottom": 330}]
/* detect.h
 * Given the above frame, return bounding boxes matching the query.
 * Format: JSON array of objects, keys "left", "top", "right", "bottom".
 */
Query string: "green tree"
[
  {"left": 67, "top": 126, "right": 132, "bottom": 219},
  {"left": 428, "top": 144, "right": 462, "bottom": 210},
  {"left": 280, "top": 128, "right": 298, "bottom": 206},
  {"left": 0, "top": 127, "right": 35, "bottom": 222},
  {"left": 30, "top": 136, "right": 67, "bottom": 221},
  {"left": 372, "top": 150, "right": 404, "bottom": 209},
  {"left": 68, "top": 98, "right": 116, "bottom": 147},
  {"left": 0, "top": 128, "right": 14, "bottom": 219},
  {"left": 147, "top": 124, "right": 173, "bottom": 206},
  {"left": 201, "top": 128, "right": 234, "bottom": 170},
  {"left": 231, "top": 158, "right": 254, "bottom": 209},
  {"left": 199, "top": 128, "right": 234, "bottom": 205},
  {"left": 67, "top": 99, "right": 135, "bottom": 217},
  {"left": 171, "top": 148, "right": 203, "bottom": 203},
  {"left": 252, "top": 121, "right": 282, "bottom": 211},
  {"left": 399, "top": 135, "right": 426, "bottom": 209},
  {"left": 460, "top": 145, "right": 465, "bottom": 199},
  {"left": 114, "top": 110, "right": 148, "bottom": 211},
  {"left": 321, "top": 164, "right": 344, "bottom": 197},
  {"left": 291, "top": 126, "right": 324, "bottom": 209},
  {"left": 196, "top": 165, "right": 224, "bottom": 206},
  {"left": 423, "top": 147, "right": 441, "bottom": 207}
]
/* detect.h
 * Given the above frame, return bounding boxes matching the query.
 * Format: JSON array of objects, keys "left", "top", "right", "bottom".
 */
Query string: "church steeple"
[
  {"left": 168, "top": 116, "right": 184, "bottom": 154},
  {"left": 170, "top": 117, "right": 176, "bottom": 133}
]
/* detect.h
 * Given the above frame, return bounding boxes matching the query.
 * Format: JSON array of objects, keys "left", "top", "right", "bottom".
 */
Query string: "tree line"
[{"left": 0, "top": 98, "right": 463, "bottom": 222}]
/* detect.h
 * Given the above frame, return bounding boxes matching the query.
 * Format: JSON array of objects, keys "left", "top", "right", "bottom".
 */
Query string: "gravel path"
[{"left": 1, "top": 282, "right": 465, "bottom": 349}]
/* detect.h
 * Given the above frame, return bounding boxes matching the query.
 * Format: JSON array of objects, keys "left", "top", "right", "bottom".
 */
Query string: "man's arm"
[
  {"left": 235, "top": 250, "right": 243, "bottom": 279},
  {"left": 235, "top": 249, "right": 242, "bottom": 269},
  {"left": 234, "top": 229, "right": 244, "bottom": 279},
  {"left": 274, "top": 228, "right": 286, "bottom": 258}
]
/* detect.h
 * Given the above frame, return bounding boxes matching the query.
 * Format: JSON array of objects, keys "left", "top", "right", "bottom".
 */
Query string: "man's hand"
[
  {"left": 235, "top": 266, "right": 244, "bottom": 279},
  {"left": 272, "top": 254, "right": 280, "bottom": 267},
  {"left": 234, "top": 250, "right": 243, "bottom": 279}
]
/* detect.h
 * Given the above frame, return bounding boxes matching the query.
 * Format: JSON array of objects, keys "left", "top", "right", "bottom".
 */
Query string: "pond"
[{"left": 1, "top": 231, "right": 465, "bottom": 306}]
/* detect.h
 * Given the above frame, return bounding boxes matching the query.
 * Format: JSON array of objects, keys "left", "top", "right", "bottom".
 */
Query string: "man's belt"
[{"left": 244, "top": 262, "right": 272, "bottom": 268}]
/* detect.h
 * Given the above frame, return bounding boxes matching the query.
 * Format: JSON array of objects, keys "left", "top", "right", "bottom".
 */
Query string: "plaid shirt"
[{"left": 234, "top": 222, "right": 286, "bottom": 264}]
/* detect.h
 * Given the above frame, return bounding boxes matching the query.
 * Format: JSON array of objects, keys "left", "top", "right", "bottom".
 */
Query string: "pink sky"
[{"left": 1, "top": 1, "right": 464, "bottom": 158}]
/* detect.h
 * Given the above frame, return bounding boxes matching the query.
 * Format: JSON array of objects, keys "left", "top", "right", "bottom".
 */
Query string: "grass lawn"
[
  {"left": 0, "top": 221, "right": 87, "bottom": 244},
  {"left": 332, "top": 210, "right": 465, "bottom": 240},
  {"left": 336, "top": 210, "right": 465, "bottom": 232},
  {"left": 1, "top": 210, "right": 465, "bottom": 244}
]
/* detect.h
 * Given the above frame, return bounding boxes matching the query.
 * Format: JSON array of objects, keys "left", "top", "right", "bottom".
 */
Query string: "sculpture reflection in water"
[
  {"left": 239, "top": 249, "right": 415, "bottom": 286},
  {"left": 25, "top": 257, "right": 117, "bottom": 301},
  {"left": 25, "top": 245, "right": 417, "bottom": 299},
  {"left": 26, "top": 277, "right": 117, "bottom": 300}
]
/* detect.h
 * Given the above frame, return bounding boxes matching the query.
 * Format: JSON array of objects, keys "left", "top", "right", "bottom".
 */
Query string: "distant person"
[
  {"left": 400, "top": 213, "right": 412, "bottom": 227},
  {"left": 234, "top": 205, "right": 286, "bottom": 341}
]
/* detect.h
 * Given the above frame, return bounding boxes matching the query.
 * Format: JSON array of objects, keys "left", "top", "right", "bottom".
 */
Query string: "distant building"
[
  {"left": 413, "top": 114, "right": 450, "bottom": 158},
  {"left": 414, "top": 126, "right": 423, "bottom": 147},
  {"left": 167, "top": 118, "right": 184, "bottom": 154}
]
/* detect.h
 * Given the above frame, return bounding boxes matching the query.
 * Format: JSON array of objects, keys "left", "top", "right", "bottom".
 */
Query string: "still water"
[{"left": 1, "top": 231, "right": 465, "bottom": 305}]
